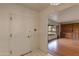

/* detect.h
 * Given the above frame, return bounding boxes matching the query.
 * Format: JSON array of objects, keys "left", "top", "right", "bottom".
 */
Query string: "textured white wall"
[{"left": 39, "top": 6, "right": 56, "bottom": 53}]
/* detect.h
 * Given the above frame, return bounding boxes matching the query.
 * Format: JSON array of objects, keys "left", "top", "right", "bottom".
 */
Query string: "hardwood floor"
[{"left": 48, "top": 38, "right": 79, "bottom": 56}]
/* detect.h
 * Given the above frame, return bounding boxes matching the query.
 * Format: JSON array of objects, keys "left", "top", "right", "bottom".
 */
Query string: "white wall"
[
  {"left": 10, "top": 4, "right": 40, "bottom": 50},
  {"left": 23, "top": 5, "right": 40, "bottom": 50},
  {"left": 39, "top": 6, "right": 56, "bottom": 53}
]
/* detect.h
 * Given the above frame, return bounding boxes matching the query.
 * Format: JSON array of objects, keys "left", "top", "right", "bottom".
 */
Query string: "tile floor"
[{"left": 25, "top": 49, "right": 52, "bottom": 56}]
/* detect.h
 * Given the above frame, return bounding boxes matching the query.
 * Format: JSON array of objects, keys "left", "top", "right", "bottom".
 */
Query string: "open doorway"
[
  {"left": 48, "top": 19, "right": 60, "bottom": 55},
  {"left": 47, "top": 5, "right": 79, "bottom": 55}
]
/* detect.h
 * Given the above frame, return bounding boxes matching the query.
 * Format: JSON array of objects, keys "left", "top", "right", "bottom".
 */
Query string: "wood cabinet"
[
  {"left": 73, "top": 23, "right": 79, "bottom": 40},
  {"left": 60, "top": 23, "right": 79, "bottom": 39},
  {"left": 60, "top": 24, "right": 73, "bottom": 39}
]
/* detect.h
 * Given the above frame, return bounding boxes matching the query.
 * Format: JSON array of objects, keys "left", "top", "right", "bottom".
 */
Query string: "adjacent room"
[{"left": 48, "top": 3, "right": 79, "bottom": 56}]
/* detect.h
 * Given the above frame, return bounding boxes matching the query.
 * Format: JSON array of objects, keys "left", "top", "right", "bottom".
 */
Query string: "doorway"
[
  {"left": 0, "top": 12, "right": 31, "bottom": 56},
  {"left": 48, "top": 19, "right": 60, "bottom": 55},
  {"left": 9, "top": 14, "right": 31, "bottom": 56},
  {"left": 48, "top": 22, "right": 79, "bottom": 56}
]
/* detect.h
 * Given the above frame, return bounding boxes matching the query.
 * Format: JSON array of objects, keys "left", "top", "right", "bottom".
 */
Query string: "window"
[{"left": 48, "top": 25, "right": 56, "bottom": 35}]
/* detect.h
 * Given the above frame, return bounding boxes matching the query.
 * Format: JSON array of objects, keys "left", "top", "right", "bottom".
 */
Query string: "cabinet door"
[
  {"left": 73, "top": 23, "right": 79, "bottom": 40},
  {"left": 0, "top": 9, "right": 9, "bottom": 55},
  {"left": 60, "top": 24, "right": 73, "bottom": 39},
  {"left": 10, "top": 14, "right": 30, "bottom": 56}
]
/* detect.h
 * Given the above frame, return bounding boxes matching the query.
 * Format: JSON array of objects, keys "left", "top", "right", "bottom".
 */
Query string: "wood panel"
[
  {"left": 73, "top": 23, "right": 79, "bottom": 40},
  {"left": 60, "top": 24, "right": 73, "bottom": 39},
  {"left": 60, "top": 23, "right": 79, "bottom": 39}
]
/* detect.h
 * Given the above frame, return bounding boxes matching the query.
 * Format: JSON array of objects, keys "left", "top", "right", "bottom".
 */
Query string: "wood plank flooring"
[{"left": 48, "top": 38, "right": 79, "bottom": 56}]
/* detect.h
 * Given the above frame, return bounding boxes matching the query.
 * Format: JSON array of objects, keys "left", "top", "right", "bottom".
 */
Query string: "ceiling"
[
  {"left": 21, "top": 3, "right": 50, "bottom": 12},
  {"left": 20, "top": 3, "right": 77, "bottom": 12},
  {"left": 48, "top": 3, "right": 79, "bottom": 23},
  {"left": 19, "top": 3, "right": 79, "bottom": 23}
]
